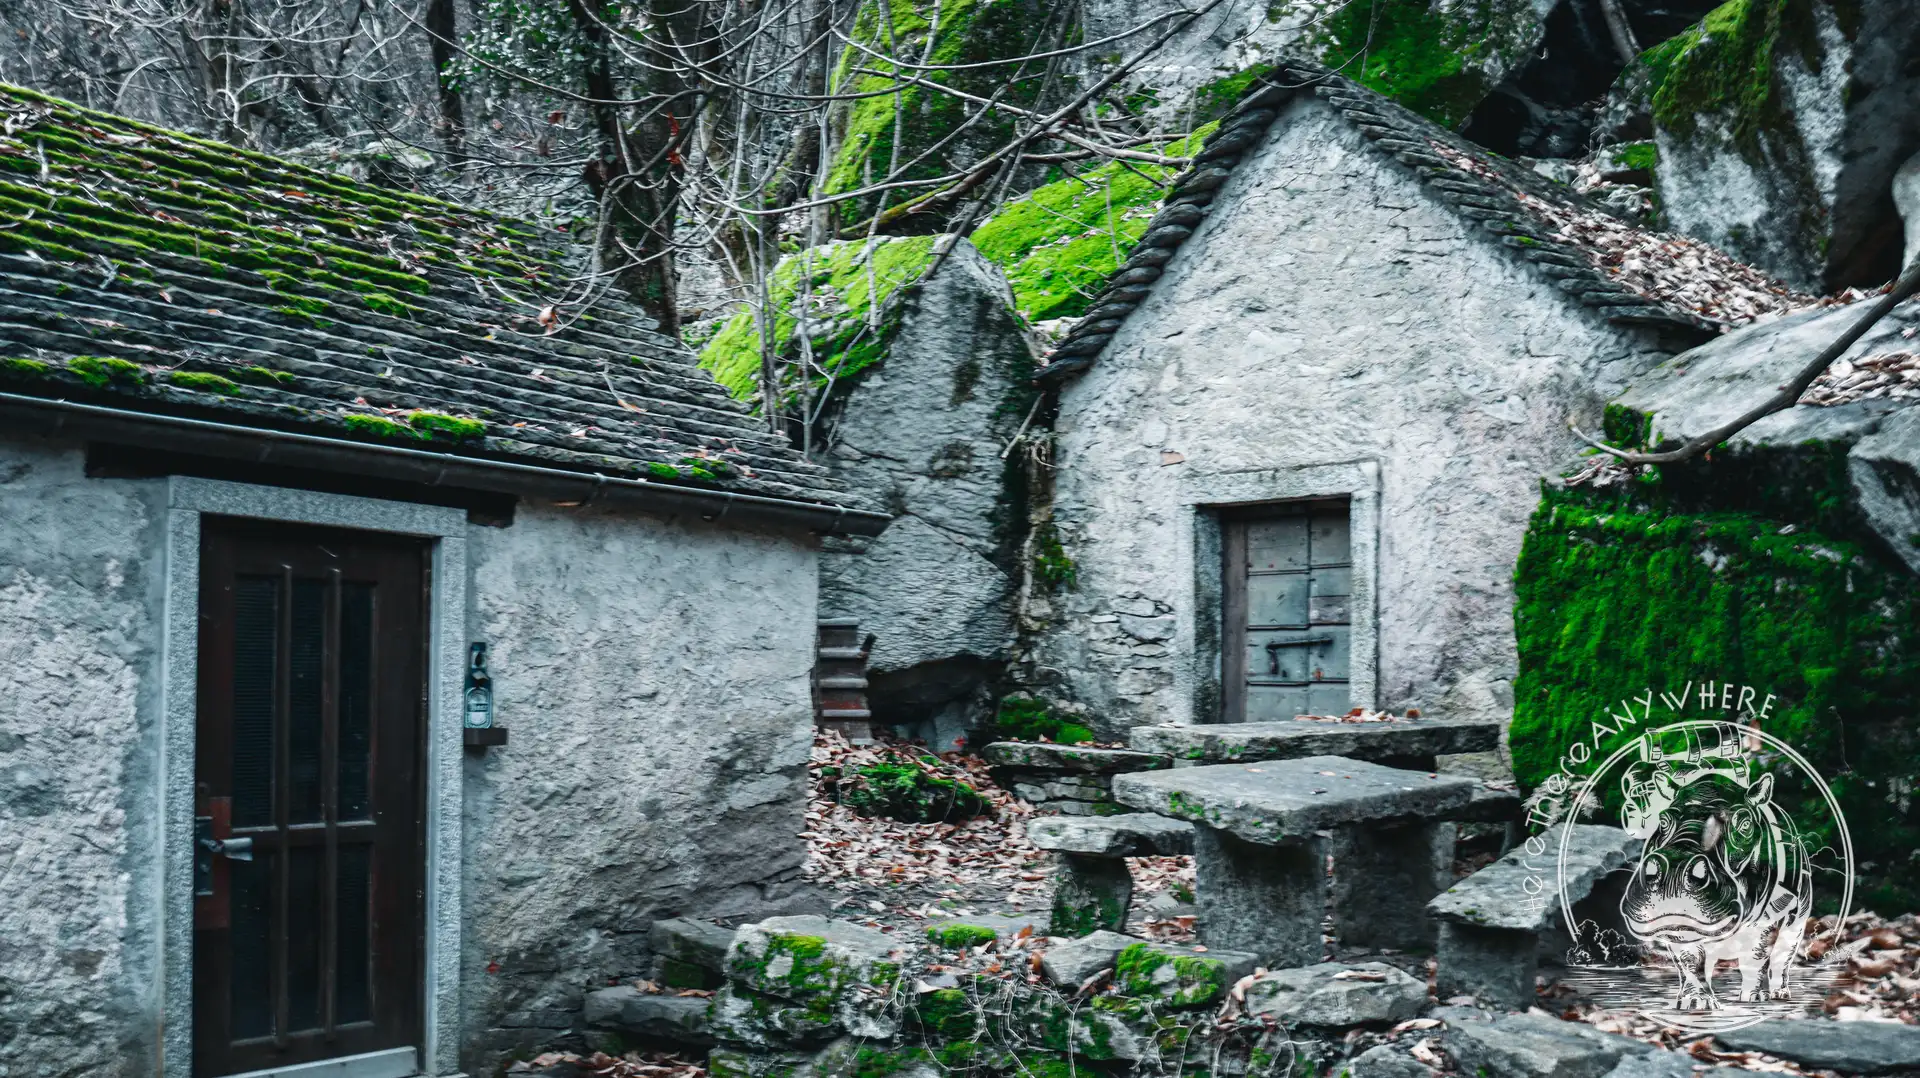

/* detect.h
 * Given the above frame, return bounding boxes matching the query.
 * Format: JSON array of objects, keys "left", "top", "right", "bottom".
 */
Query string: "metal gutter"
[{"left": 0, "top": 392, "right": 893, "bottom": 537}]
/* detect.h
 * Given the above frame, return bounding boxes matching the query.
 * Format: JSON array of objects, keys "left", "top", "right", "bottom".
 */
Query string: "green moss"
[
  {"left": 405, "top": 410, "right": 485, "bottom": 440},
  {"left": 970, "top": 124, "right": 1214, "bottom": 324},
  {"left": 990, "top": 693, "right": 1094, "bottom": 745},
  {"left": 1310, "top": 0, "right": 1538, "bottom": 125},
  {"left": 340, "top": 413, "right": 407, "bottom": 438},
  {"left": 697, "top": 235, "right": 938, "bottom": 404},
  {"left": 66, "top": 355, "right": 145, "bottom": 387},
  {"left": 1049, "top": 885, "right": 1126, "bottom": 938},
  {"left": 166, "top": 371, "right": 241, "bottom": 395},
  {"left": 1610, "top": 140, "right": 1659, "bottom": 174},
  {"left": 832, "top": 757, "right": 989, "bottom": 822},
  {"left": 1645, "top": 0, "right": 1820, "bottom": 151},
  {"left": 1113, "top": 944, "right": 1228, "bottom": 1008},
  {"left": 822, "top": 0, "right": 1058, "bottom": 224},
  {"left": 236, "top": 365, "right": 294, "bottom": 385},
  {"left": 1190, "top": 64, "right": 1275, "bottom": 125},
  {"left": 911, "top": 987, "right": 978, "bottom": 1039},
  {"left": 647, "top": 461, "right": 683, "bottom": 479},
  {"left": 0, "top": 357, "right": 50, "bottom": 378},
  {"left": 927, "top": 923, "right": 999, "bottom": 949},
  {"left": 362, "top": 291, "right": 416, "bottom": 318},
  {"left": 1031, "top": 520, "right": 1077, "bottom": 591},
  {"left": 1511, "top": 468, "right": 1920, "bottom": 909}
]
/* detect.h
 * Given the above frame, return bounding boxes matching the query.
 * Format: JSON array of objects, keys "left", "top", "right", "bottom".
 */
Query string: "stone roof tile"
[
  {"left": 0, "top": 83, "right": 868, "bottom": 513},
  {"left": 1035, "top": 62, "right": 1815, "bottom": 387}
]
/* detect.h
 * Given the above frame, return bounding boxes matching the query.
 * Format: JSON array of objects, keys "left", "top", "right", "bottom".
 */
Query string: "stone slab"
[
  {"left": 1713, "top": 1018, "right": 1920, "bottom": 1074},
  {"left": 1446, "top": 1012, "right": 1649, "bottom": 1078},
  {"left": 982, "top": 742, "right": 1171, "bottom": 773},
  {"left": 1027, "top": 813, "right": 1196, "bottom": 856},
  {"left": 1129, "top": 718, "right": 1500, "bottom": 764},
  {"left": 1427, "top": 824, "right": 1637, "bottom": 932},
  {"left": 650, "top": 917, "right": 736, "bottom": 972},
  {"left": 1242, "top": 962, "right": 1428, "bottom": 1028},
  {"left": 1038, "top": 930, "right": 1256, "bottom": 987},
  {"left": 1112, "top": 757, "right": 1477, "bottom": 845},
  {"left": 1449, "top": 781, "right": 1522, "bottom": 823},
  {"left": 583, "top": 986, "right": 714, "bottom": 1045},
  {"left": 1602, "top": 1051, "right": 1750, "bottom": 1078}
]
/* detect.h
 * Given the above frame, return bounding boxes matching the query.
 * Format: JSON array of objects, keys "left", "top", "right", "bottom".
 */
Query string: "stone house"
[
  {"left": 0, "top": 86, "right": 884, "bottom": 1078},
  {"left": 1021, "top": 62, "right": 1811, "bottom": 739}
]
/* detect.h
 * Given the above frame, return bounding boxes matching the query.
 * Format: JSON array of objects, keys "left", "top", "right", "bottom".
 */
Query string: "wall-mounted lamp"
[{"left": 463, "top": 641, "right": 508, "bottom": 749}]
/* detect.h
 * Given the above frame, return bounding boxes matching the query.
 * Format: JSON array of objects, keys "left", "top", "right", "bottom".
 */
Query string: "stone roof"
[
  {"left": 1035, "top": 61, "right": 1811, "bottom": 387},
  {"left": 0, "top": 84, "right": 867, "bottom": 514}
]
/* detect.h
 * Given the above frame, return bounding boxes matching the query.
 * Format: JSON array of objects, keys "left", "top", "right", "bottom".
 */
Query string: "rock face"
[
  {"left": 816, "top": 239, "right": 1038, "bottom": 744},
  {"left": 1652, "top": 0, "right": 1920, "bottom": 291}
]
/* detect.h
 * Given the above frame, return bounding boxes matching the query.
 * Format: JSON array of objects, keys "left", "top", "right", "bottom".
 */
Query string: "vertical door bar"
[
  {"left": 273, "top": 565, "right": 292, "bottom": 1049},
  {"left": 1221, "top": 518, "right": 1249, "bottom": 723},
  {"left": 322, "top": 568, "right": 341, "bottom": 1039}
]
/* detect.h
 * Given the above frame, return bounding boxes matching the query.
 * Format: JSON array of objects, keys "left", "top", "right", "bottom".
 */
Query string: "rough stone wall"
[
  {"left": 0, "top": 436, "right": 164, "bottom": 1078},
  {"left": 1654, "top": 0, "right": 1920, "bottom": 291},
  {"left": 817, "top": 240, "right": 1035, "bottom": 743},
  {"left": 461, "top": 502, "right": 822, "bottom": 1070},
  {"left": 1028, "top": 97, "right": 1674, "bottom": 739}
]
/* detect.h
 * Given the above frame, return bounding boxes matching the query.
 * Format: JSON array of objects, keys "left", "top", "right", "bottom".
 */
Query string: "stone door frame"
[
  {"left": 161, "top": 476, "right": 469, "bottom": 1077},
  {"left": 1182, "top": 460, "right": 1381, "bottom": 724}
]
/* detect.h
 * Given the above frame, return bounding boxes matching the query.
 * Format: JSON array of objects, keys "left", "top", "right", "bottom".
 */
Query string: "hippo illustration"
[{"left": 1619, "top": 766, "right": 1813, "bottom": 1011}]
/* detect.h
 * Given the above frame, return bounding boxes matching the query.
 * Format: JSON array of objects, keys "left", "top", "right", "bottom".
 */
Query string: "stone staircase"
[{"left": 812, "top": 618, "right": 873, "bottom": 742}]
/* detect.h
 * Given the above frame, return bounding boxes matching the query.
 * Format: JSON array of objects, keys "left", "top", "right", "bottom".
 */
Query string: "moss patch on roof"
[
  {"left": 0, "top": 83, "right": 561, "bottom": 318},
  {"left": 970, "top": 125, "right": 1215, "bottom": 324}
]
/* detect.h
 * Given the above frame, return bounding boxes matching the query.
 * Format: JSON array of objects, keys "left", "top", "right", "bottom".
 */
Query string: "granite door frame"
[
  {"left": 1181, "top": 460, "right": 1381, "bottom": 725},
  {"left": 161, "top": 477, "right": 469, "bottom": 1078}
]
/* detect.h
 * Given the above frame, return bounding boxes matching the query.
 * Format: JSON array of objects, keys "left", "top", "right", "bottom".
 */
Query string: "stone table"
[
  {"left": 1129, "top": 717, "right": 1500, "bottom": 771},
  {"left": 1113, "top": 757, "right": 1477, "bottom": 965}
]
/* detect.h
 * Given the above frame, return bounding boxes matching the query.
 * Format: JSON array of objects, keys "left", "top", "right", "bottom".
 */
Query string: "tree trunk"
[{"left": 424, "top": 0, "right": 465, "bottom": 154}]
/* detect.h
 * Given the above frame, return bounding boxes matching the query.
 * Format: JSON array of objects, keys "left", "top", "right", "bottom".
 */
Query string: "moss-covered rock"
[
  {"left": 831, "top": 756, "right": 989, "bottom": 822},
  {"left": 1511, "top": 465, "right": 1920, "bottom": 909},
  {"left": 823, "top": 0, "right": 1062, "bottom": 227},
  {"left": 1112, "top": 944, "right": 1231, "bottom": 1009},
  {"left": 725, "top": 916, "right": 906, "bottom": 1041},
  {"left": 988, "top": 692, "right": 1094, "bottom": 744},
  {"left": 698, "top": 235, "right": 939, "bottom": 404},
  {"left": 1304, "top": 0, "right": 1548, "bottom": 126}
]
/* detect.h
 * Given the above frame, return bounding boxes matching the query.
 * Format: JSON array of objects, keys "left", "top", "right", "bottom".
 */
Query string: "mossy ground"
[
  {"left": 829, "top": 756, "right": 990, "bottom": 823},
  {"left": 1511, "top": 426, "right": 1920, "bottom": 910}
]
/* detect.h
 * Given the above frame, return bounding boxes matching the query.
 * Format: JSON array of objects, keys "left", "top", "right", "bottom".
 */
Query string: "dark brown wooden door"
[
  {"left": 194, "top": 519, "right": 428, "bottom": 1077},
  {"left": 1221, "top": 501, "right": 1352, "bottom": 722}
]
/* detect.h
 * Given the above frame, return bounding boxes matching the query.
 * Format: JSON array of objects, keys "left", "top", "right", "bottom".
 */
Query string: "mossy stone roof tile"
[{"left": 0, "top": 83, "right": 864, "bottom": 512}]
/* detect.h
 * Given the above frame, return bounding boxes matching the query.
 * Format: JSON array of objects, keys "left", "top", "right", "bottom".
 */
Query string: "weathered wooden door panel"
[
  {"left": 1222, "top": 501, "right": 1353, "bottom": 723},
  {"left": 194, "top": 519, "right": 427, "bottom": 1078}
]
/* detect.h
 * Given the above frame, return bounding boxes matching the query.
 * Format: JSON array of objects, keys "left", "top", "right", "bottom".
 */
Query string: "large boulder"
[
  {"left": 815, "top": 238, "right": 1038, "bottom": 744},
  {"left": 1650, "top": 0, "right": 1920, "bottom": 291}
]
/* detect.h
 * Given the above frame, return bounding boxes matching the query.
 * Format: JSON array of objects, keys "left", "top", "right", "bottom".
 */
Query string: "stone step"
[
  {"left": 1713, "top": 1018, "right": 1920, "bottom": 1074},
  {"left": 818, "top": 708, "right": 872, "bottom": 720},
  {"left": 649, "top": 917, "right": 736, "bottom": 972},
  {"left": 981, "top": 742, "right": 1171, "bottom": 774},
  {"left": 1427, "top": 823, "right": 1637, "bottom": 1009},
  {"left": 583, "top": 986, "right": 714, "bottom": 1046},
  {"left": 817, "top": 617, "right": 861, "bottom": 628},
  {"left": 1427, "top": 824, "right": 1636, "bottom": 933},
  {"left": 815, "top": 676, "right": 868, "bottom": 690},
  {"left": 1027, "top": 813, "right": 1195, "bottom": 856},
  {"left": 1112, "top": 757, "right": 1479, "bottom": 845},
  {"left": 816, "top": 646, "right": 867, "bottom": 661},
  {"left": 1129, "top": 717, "right": 1500, "bottom": 765}
]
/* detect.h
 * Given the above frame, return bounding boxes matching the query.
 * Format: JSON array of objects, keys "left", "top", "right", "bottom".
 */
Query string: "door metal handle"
[
  {"left": 1265, "top": 636, "right": 1333, "bottom": 675},
  {"left": 195, "top": 816, "right": 253, "bottom": 897}
]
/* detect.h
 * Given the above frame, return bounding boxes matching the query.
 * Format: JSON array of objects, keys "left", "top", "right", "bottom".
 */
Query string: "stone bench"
[
  {"left": 983, "top": 742, "right": 1171, "bottom": 816},
  {"left": 1114, "top": 757, "right": 1478, "bottom": 965},
  {"left": 1129, "top": 717, "right": 1501, "bottom": 772},
  {"left": 1426, "top": 823, "right": 1637, "bottom": 1008},
  {"left": 1027, "top": 813, "right": 1195, "bottom": 936}
]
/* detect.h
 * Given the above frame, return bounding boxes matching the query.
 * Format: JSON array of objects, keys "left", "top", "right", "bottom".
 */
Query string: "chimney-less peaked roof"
[
  {"left": 1036, "top": 62, "right": 1813, "bottom": 387},
  {"left": 0, "top": 84, "right": 883, "bottom": 531}
]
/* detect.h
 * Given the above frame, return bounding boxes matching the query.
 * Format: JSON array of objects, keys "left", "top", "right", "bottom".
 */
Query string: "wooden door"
[
  {"left": 1221, "top": 501, "right": 1352, "bottom": 722},
  {"left": 194, "top": 519, "right": 428, "bottom": 1077}
]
